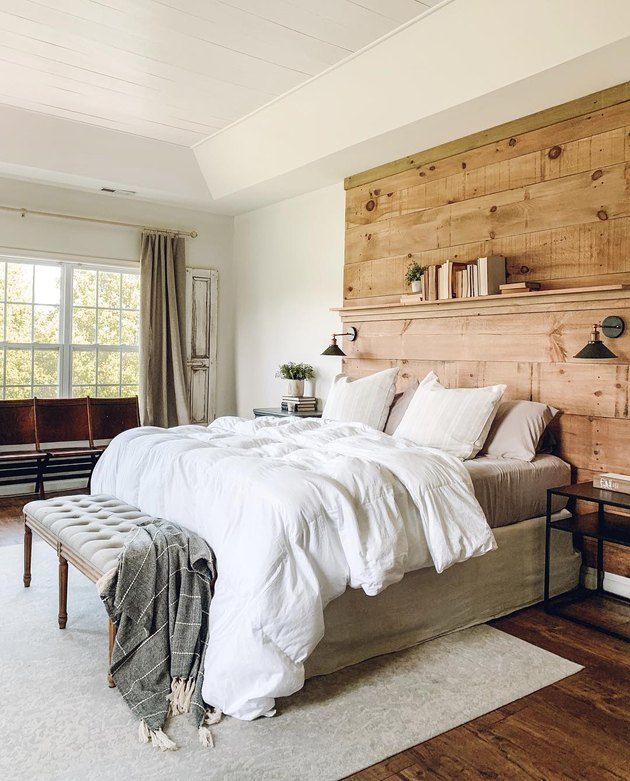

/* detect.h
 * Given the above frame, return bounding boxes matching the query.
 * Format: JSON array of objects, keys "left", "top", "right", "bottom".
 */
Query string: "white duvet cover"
[{"left": 92, "top": 416, "right": 496, "bottom": 720}]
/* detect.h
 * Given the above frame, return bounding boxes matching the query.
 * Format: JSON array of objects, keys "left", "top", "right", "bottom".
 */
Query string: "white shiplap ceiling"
[{"left": 0, "top": 0, "right": 438, "bottom": 146}]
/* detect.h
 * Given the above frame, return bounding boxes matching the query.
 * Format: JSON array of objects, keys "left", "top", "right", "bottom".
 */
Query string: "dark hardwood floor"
[{"left": 1, "top": 494, "right": 628, "bottom": 780}]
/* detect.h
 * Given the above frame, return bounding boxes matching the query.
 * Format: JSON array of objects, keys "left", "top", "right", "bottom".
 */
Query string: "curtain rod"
[{"left": 0, "top": 204, "right": 198, "bottom": 238}]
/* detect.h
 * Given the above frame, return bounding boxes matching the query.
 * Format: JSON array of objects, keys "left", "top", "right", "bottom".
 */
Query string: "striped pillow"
[
  {"left": 323, "top": 368, "right": 399, "bottom": 431},
  {"left": 394, "top": 372, "right": 506, "bottom": 459}
]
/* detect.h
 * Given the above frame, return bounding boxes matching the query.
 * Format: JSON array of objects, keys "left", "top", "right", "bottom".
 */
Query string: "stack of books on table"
[
  {"left": 281, "top": 396, "right": 318, "bottom": 414},
  {"left": 593, "top": 472, "right": 630, "bottom": 495}
]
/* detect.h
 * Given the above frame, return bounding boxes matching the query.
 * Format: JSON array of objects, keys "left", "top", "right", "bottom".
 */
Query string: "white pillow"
[
  {"left": 323, "top": 368, "right": 399, "bottom": 430},
  {"left": 394, "top": 371, "right": 506, "bottom": 459}
]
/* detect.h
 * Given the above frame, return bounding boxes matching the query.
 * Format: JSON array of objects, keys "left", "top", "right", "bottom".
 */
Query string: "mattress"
[{"left": 465, "top": 454, "right": 570, "bottom": 529}]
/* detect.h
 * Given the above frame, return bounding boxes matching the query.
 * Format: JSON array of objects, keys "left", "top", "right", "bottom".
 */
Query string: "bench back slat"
[
  {"left": 34, "top": 397, "right": 92, "bottom": 447},
  {"left": 0, "top": 399, "right": 38, "bottom": 447},
  {"left": 87, "top": 396, "right": 140, "bottom": 441}
]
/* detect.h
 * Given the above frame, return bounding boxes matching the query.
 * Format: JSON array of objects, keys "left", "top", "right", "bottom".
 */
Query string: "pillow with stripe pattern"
[
  {"left": 322, "top": 367, "right": 399, "bottom": 431},
  {"left": 393, "top": 371, "right": 506, "bottom": 459}
]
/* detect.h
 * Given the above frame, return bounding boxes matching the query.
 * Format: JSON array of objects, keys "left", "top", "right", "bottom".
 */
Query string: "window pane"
[
  {"left": 121, "top": 385, "right": 139, "bottom": 398},
  {"left": 121, "top": 352, "right": 139, "bottom": 385},
  {"left": 98, "top": 309, "right": 120, "bottom": 345},
  {"left": 0, "top": 303, "right": 4, "bottom": 340},
  {"left": 34, "top": 305, "right": 60, "bottom": 343},
  {"left": 97, "top": 351, "right": 120, "bottom": 385},
  {"left": 98, "top": 272, "right": 121, "bottom": 308},
  {"left": 7, "top": 263, "right": 33, "bottom": 303},
  {"left": 72, "top": 350, "right": 96, "bottom": 385},
  {"left": 33, "top": 385, "right": 58, "bottom": 399},
  {"left": 73, "top": 269, "right": 97, "bottom": 307},
  {"left": 121, "top": 311, "right": 139, "bottom": 346},
  {"left": 6, "top": 304, "right": 32, "bottom": 342},
  {"left": 73, "top": 307, "right": 97, "bottom": 344},
  {"left": 73, "top": 385, "right": 96, "bottom": 398},
  {"left": 0, "top": 262, "right": 5, "bottom": 299},
  {"left": 34, "top": 266, "right": 61, "bottom": 305},
  {"left": 6, "top": 348, "right": 32, "bottom": 386},
  {"left": 97, "top": 385, "right": 119, "bottom": 398},
  {"left": 33, "top": 349, "right": 59, "bottom": 386},
  {"left": 5, "top": 386, "right": 31, "bottom": 400},
  {"left": 122, "top": 273, "right": 140, "bottom": 309}
]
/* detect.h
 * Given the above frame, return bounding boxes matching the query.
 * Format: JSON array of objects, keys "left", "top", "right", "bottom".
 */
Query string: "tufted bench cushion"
[{"left": 23, "top": 494, "right": 152, "bottom": 577}]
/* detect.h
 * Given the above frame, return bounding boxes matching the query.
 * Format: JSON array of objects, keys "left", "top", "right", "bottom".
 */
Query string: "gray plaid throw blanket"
[{"left": 97, "top": 518, "right": 220, "bottom": 751}]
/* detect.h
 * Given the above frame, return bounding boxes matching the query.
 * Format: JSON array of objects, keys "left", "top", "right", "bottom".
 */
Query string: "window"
[{"left": 0, "top": 259, "right": 140, "bottom": 400}]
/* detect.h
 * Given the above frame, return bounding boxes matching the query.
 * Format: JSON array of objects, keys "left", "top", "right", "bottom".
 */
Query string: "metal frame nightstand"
[{"left": 544, "top": 482, "right": 629, "bottom": 642}]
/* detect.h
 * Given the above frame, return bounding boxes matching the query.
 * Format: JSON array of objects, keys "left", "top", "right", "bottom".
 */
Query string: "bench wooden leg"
[
  {"left": 23, "top": 523, "right": 32, "bottom": 587},
  {"left": 108, "top": 620, "right": 117, "bottom": 688},
  {"left": 58, "top": 555, "right": 68, "bottom": 629}
]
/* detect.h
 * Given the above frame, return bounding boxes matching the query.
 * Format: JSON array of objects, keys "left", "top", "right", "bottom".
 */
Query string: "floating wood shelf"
[{"left": 332, "top": 285, "right": 630, "bottom": 322}]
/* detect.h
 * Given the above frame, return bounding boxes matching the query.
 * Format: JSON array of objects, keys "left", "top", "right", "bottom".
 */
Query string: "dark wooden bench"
[{"left": 0, "top": 396, "right": 140, "bottom": 497}]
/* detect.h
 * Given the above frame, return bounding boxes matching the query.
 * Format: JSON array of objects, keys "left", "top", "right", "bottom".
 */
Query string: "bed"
[{"left": 91, "top": 416, "right": 580, "bottom": 720}]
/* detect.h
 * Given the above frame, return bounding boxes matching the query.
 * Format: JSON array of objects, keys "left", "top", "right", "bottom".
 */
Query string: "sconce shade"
[
  {"left": 322, "top": 338, "right": 346, "bottom": 357},
  {"left": 574, "top": 321, "right": 619, "bottom": 359},
  {"left": 574, "top": 340, "right": 617, "bottom": 359}
]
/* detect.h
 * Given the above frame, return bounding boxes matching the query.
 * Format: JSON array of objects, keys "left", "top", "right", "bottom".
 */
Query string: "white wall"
[
  {"left": 0, "top": 177, "right": 236, "bottom": 416},
  {"left": 233, "top": 183, "right": 345, "bottom": 416}
]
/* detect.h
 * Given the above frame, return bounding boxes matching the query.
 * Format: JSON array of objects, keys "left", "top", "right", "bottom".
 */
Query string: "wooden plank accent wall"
[{"left": 342, "top": 83, "right": 630, "bottom": 576}]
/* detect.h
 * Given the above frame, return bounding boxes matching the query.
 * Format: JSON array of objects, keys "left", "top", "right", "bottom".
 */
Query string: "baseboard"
[
  {"left": 583, "top": 567, "right": 630, "bottom": 599},
  {"left": 0, "top": 478, "right": 87, "bottom": 498}
]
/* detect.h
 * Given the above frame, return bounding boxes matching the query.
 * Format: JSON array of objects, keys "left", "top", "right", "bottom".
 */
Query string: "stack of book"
[
  {"left": 420, "top": 255, "right": 506, "bottom": 300},
  {"left": 593, "top": 472, "right": 630, "bottom": 495},
  {"left": 499, "top": 281, "right": 541, "bottom": 294},
  {"left": 281, "top": 396, "right": 318, "bottom": 414}
]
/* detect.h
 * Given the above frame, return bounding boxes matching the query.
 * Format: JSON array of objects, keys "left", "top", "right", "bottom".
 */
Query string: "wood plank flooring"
[{"left": 1, "top": 494, "right": 628, "bottom": 780}]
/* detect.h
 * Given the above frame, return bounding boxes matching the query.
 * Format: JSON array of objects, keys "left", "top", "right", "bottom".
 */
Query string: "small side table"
[
  {"left": 253, "top": 407, "right": 322, "bottom": 419},
  {"left": 544, "top": 482, "right": 629, "bottom": 641}
]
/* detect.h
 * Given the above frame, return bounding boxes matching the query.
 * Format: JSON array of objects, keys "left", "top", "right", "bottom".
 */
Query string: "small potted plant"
[
  {"left": 276, "top": 362, "right": 315, "bottom": 397},
  {"left": 405, "top": 261, "right": 425, "bottom": 294}
]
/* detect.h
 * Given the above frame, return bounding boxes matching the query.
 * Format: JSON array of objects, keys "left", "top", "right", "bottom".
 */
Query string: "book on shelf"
[
  {"left": 593, "top": 472, "right": 630, "bottom": 495},
  {"left": 422, "top": 265, "right": 439, "bottom": 301},
  {"left": 477, "top": 256, "right": 506, "bottom": 296},
  {"left": 500, "top": 281, "right": 541, "bottom": 294},
  {"left": 438, "top": 260, "right": 469, "bottom": 299}
]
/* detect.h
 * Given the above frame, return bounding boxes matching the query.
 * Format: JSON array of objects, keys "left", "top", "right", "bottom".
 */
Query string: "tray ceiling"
[{"left": 0, "top": 0, "right": 436, "bottom": 146}]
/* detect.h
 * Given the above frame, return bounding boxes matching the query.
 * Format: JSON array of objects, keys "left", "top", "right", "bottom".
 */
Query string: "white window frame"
[{"left": 0, "top": 256, "right": 140, "bottom": 399}]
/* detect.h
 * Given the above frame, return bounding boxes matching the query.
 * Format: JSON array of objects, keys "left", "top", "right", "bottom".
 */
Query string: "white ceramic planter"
[
  {"left": 287, "top": 379, "right": 304, "bottom": 397},
  {"left": 411, "top": 279, "right": 422, "bottom": 294}
]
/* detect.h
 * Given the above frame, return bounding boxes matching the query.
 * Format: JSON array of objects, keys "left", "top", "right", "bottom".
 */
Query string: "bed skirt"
[{"left": 306, "top": 512, "right": 580, "bottom": 678}]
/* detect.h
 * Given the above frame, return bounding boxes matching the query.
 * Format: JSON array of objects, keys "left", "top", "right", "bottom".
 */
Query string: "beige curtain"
[{"left": 139, "top": 231, "right": 190, "bottom": 427}]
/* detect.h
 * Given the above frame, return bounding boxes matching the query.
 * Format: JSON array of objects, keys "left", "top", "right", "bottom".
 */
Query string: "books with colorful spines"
[
  {"left": 593, "top": 473, "right": 630, "bottom": 495},
  {"left": 477, "top": 256, "right": 506, "bottom": 296}
]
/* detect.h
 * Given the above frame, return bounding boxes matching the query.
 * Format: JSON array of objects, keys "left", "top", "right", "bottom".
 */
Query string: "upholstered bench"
[{"left": 22, "top": 494, "right": 152, "bottom": 685}]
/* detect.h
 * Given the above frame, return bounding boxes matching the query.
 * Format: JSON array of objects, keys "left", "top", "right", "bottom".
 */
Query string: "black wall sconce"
[
  {"left": 574, "top": 316, "right": 625, "bottom": 359},
  {"left": 322, "top": 326, "right": 358, "bottom": 357}
]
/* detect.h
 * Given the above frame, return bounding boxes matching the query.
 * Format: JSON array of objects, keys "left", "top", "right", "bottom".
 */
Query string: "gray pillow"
[
  {"left": 481, "top": 400, "right": 558, "bottom": 461},
  {"left": 384, "top": 380, "right": 419, "bottom": 435}
]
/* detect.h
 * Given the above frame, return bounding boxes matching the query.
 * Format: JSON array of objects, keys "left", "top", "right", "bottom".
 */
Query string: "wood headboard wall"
[{"left": 340, "top": 83, "right": 630, "bottom": 574}]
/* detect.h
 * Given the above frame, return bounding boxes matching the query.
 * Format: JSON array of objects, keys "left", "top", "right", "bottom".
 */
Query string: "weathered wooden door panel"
[{"left": 186, "top": 268, "right": 218, "bottom": 424}]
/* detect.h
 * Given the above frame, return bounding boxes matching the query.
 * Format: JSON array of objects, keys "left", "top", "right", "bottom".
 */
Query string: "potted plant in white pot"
[
  {"left": 276, "top": 362, "right": 315, "bottom": 398},
  {"left": 405, "top": 261, "right": 425, "bottom": 294}
]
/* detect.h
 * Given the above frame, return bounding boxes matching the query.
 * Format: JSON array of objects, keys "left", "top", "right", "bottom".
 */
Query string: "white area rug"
[{"left": 0, "top": 542, "right": 582, "bottom": 781}]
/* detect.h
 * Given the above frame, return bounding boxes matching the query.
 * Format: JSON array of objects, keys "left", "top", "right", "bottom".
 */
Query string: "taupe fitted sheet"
[{"left": 466, "top": 454, "right": 570, "bottom": 529}]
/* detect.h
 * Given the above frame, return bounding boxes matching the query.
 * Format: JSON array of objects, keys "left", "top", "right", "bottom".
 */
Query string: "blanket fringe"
[
  {"left": 198, "top": 707, "right": 222, "bottom": 749},
  {"left": 167, "top": 677, "right": 196, "bottom": 716},
  {"left": 138, "top": 720, "right": 178, "bottom": 752}
]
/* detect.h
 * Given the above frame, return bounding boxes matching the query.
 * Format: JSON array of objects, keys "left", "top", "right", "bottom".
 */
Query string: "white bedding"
[{"left": 92, "top": 416, "right": 496, "bottom": 720}]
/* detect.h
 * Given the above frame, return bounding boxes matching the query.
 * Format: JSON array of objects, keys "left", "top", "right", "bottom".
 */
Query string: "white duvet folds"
[{"left": 92, "top": 416, "right": 496, "bottom": 720}]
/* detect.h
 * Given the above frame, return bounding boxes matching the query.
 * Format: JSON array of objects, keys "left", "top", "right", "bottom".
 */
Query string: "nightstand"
[
  {"left": 544, "top": 482, "right": 629, "bottom": 641},
  {"left": 253, "top": 407, "right": 322, "bottom": 418}
]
